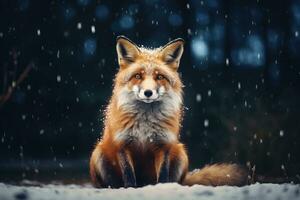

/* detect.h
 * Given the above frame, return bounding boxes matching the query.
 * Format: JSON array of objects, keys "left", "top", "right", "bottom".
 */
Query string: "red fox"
[{"left": 89, "top": 36, "right": 248, "bottom": 188}]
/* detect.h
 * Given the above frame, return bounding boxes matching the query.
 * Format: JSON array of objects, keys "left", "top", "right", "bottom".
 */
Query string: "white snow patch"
[{"left": 0, "top": 183, "right": 299, "bottom": 200}]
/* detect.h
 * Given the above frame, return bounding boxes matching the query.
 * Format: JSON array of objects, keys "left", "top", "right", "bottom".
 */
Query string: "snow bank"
[{"left": 0, "top": 182, "right": 299, "bottom": 200}]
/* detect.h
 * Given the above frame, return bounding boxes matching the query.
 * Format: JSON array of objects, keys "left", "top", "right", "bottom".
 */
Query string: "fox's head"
[{"left": 113, "top": 36, "right": 184, "bottom": 110}]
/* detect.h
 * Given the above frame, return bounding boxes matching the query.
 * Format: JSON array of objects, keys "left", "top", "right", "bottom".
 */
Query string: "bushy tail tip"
[{"left": 182, "top": 163, "right": 248, "bottom": 186}]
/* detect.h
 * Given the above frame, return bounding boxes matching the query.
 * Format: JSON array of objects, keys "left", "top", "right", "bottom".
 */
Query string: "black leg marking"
[
  {"left": 100, "top": 157, "right": 123, "bottom": 188},
  {"left": 169, "top": 159, "right": 183, "bottom": 182},
  {"left": 118, "top": 150, "right": 136, "bottom": 188},
  {"left": 158, "top": 151, "right": 170, "bottom": 183}
]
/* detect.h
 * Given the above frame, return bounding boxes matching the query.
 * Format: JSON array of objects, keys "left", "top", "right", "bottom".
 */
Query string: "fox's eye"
[
  {"left": 157, "top": 74, "right": 164, "bottom": 80},
  {"left": 134, "top": 74, "right": 142, "bottom": 80}
]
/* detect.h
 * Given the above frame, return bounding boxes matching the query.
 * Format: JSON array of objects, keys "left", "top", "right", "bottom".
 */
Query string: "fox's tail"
[{"left": 182, "top": 163, "right": 248, "bottom": 186}]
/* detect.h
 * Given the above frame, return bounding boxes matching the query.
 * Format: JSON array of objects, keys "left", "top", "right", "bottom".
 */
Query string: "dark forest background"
[{"left": 0, "top": 0, "right": 299, "bottom": 183}]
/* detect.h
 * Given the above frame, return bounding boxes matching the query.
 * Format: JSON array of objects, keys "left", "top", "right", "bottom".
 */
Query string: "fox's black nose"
[{"left": 144, "top": 90, "right": 153, "bottom": 98}]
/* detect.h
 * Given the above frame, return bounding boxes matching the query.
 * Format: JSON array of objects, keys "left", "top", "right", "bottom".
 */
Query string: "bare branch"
[{"left": 0, "top": 62, "right": 34, "bottom": 108}]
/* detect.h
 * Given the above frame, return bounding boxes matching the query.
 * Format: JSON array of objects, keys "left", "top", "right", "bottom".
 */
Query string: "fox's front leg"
[
  {"left": 169, "top": 143, "right": 189, "bottom": 183},
  {"left": 155, "top": 143, "right": 189, "bottom": 184},
  {"left": 118, "top": 149, "right": 136, "bottom": 187},
  {"left": 155, "top": 150, "right": 170, "bottom": 183}
]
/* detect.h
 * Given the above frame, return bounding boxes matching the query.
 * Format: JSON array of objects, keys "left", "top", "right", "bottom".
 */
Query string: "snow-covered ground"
[{"left": 0, "top": 182, "right": 299, "bottom": 200}]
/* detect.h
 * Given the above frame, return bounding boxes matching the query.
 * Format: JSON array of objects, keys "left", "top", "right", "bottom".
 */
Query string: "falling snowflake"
[
  {"left": 57, "top": 50, "right": 60, "bottom": 58},
  {"left": 91, "top": 25, "right": 96, "bottom": 33},
  {"left": 77, "top": 22, "right": 82, "bottom": 30},
  {"left": 226, "top": 58, "right": 229, "bottom": 66},
  {"left": 196, "top": 94, "right": 202, "bottom": 102},
  {"left": 279, "top": 130, "right": 284, "bottom": 137},
  {"left": 204, "top": 119, "right": 209, "bottom": 127},
  {"left": 57, "top": 75, "right": 61, "bottom": 82},
  {"left": 208, "top": 90, "right": 212, "bottom": 97}
]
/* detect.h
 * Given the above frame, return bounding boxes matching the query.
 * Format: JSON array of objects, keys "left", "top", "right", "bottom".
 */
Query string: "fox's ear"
[
  {"left": 116, "top": 36, "right": 140, "bottom": 68},
  {"left": 160, "top": 38, "right": 184, "bottom": 70}
]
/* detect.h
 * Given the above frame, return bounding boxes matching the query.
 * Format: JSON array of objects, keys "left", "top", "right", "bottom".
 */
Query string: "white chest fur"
[
  {"left": 114, "top": 107, "right": 176, "bottom": 146},
  {"left": 113, "top": 87, "right": 181, "bottom": 146}
]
